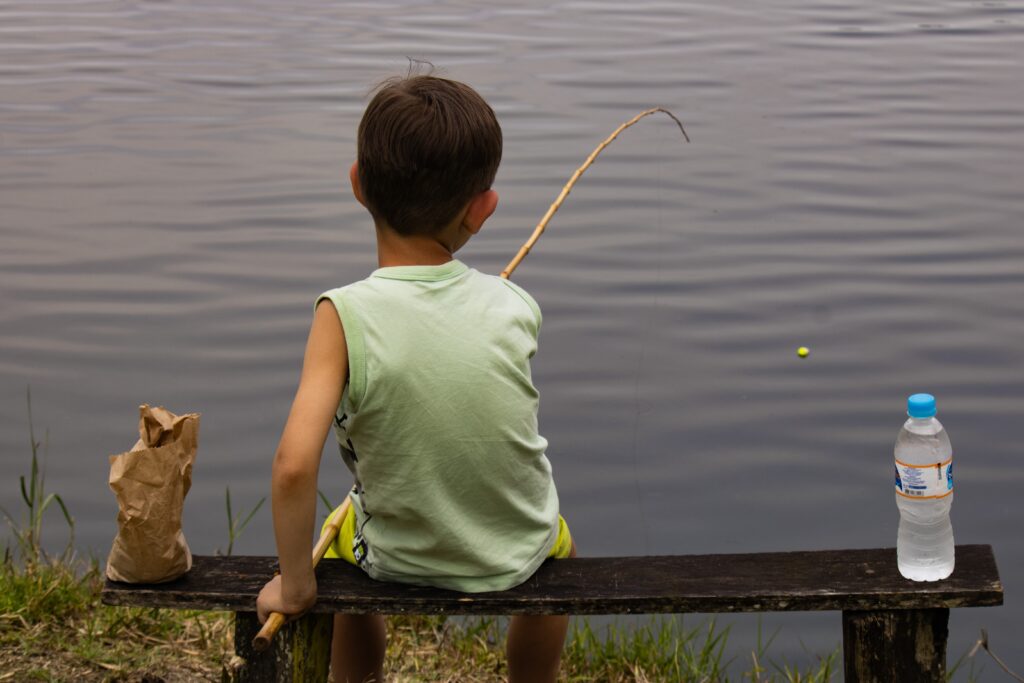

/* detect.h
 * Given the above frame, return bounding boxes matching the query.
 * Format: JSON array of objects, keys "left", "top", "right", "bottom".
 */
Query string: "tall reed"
[{"left": 0, "top": 388, "right": 74, "bottom": 566}]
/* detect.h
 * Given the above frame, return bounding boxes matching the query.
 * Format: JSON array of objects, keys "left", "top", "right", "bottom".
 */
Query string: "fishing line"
[{"left": 628, "top": 126, "right": 673, "bottom": 554}]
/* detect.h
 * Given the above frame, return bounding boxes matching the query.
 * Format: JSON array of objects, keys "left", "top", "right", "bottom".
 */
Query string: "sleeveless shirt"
[{"left": 316, "top": 260, "right": 559, "bottom": 592}]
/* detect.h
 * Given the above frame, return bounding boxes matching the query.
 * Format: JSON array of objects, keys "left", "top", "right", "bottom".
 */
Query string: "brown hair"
[{"left": 356, "top": 75, "right": 502, "bottom": 236}]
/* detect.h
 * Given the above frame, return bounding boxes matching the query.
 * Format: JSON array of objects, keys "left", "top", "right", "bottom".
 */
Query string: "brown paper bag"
[{"left": 106, "top": 404, "right": 199, "bottom": 583}]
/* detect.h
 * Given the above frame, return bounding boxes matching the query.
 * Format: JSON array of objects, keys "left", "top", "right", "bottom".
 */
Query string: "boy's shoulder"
[
  {"left": 490, "top": 273, "right": 542, "bottom": 329},
  {"left": 454, "top": 266, "right": 543, "bottom": 331}
]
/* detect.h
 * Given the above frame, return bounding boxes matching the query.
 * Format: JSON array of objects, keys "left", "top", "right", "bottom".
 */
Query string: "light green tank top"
[{"left": 317, "top": 260, "right": 559, "bottom": 593}]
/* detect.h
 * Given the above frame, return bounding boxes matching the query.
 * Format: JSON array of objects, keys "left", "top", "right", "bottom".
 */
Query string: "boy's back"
[
  {"left": 319, "top": 260, "right": 559, "bottom": 591},
  {"left": 257, "top": 72, "right": 573, "bottom": 683}
]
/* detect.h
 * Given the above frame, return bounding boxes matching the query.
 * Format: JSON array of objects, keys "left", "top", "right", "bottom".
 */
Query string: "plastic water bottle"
[{"left": 894, "top": 393, "right": 954, "bottom": 581}]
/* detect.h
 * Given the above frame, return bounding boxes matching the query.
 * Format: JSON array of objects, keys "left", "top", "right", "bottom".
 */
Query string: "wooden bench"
[{"left": 102, "top": 544, "right": 1003, "bottom": 683}]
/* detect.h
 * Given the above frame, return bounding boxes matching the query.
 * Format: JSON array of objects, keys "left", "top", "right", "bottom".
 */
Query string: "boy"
[{"left": 255, "top": 74, "right": 574, "bottom": 683}]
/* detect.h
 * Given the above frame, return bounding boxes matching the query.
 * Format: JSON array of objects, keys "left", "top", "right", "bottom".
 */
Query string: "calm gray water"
[{"left": 2, "top": 0, "right": 1022, "bottom": 674}]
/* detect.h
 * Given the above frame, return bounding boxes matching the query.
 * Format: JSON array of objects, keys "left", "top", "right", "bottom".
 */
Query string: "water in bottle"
[{"left": 894, "top": 393, "right": 954, "bottom": 581}]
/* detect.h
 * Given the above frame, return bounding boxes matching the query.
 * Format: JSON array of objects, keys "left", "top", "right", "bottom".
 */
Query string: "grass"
[
  {"left": 0, "top": 388, "right": 74, "bottom": 566},
  {"left": 563, "top": 617, "right": 730, "bottom": 682},
  {"left": 378, "top": 614, "right": 839, "bottom": 683},
  {"left": 0, "top": 390, "right": 232, "bottom": 681},
  {"left": 219, "top": 486, "right": 265, "bottom": 557},
  {"left": 0, "top": 558, "right": 232, "bottom": 681}
]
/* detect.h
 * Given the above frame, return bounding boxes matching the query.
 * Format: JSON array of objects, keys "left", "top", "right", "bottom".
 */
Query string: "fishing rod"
[{"left": 501, "top": 107, "right": 688, "bottom": 279}]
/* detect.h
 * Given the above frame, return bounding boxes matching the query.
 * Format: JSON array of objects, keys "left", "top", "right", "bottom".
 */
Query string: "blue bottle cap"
[{"left": 907, "top": 393, "right": 936, "bottom": 418}]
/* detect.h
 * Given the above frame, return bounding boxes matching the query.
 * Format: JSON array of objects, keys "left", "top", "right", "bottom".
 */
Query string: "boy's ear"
[
  {"left": 349, "top": 162, "right": 366, "bottom": 207},
  {"left": 462, "top": 190, "right": 498, "bottom": 235}
]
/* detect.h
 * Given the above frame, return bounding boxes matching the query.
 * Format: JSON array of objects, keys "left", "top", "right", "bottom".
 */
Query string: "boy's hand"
[{"left": 256, "top": 574, "right": 317, "bottom": 624}]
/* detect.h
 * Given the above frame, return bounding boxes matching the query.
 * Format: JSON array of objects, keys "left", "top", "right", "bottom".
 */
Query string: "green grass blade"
[
  {"left": 40, "top": 492, "right": 56, "bottom": 515},
  {"left": 20, "top": 475, "right": 32, "bottom": 510},
  {"left": 317, "top": 488, "right": 334, "bottom": 513},
  {"left": 26, "top": 386, "right": 38, "bottom": 460},
  {"left": 30, "top": 454, "right": 39, "bottom": 507},
  {"left": 236, "top": 497, "right": 265, "bottom": 536},
  {"left": 52, "top": 493, "right": 74, "bottom": 529},
  {"left": 225, "top": 487, "right": 234, "bottom": 530}
]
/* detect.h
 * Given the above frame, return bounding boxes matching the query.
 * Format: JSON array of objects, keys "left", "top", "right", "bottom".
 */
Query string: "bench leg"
[
  {"left": 226, "top": 611, "right": 333, "bottom": 683},
  {"left": 842, "top": 608, "right": 948, "bottom": 683}
]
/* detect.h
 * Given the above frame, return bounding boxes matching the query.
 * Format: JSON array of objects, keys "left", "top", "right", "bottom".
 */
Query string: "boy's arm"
[{"left": 256, "top": 300, "right": 348, "bottom": 623}]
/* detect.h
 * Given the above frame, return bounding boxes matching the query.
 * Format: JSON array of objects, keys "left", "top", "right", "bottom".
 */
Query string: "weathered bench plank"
[
  {"left": 101, "top": 545, "right": 1002, "bottom": 683},
  {"left": 102, "top": 544, "right": 1002, "bottom": 615}
]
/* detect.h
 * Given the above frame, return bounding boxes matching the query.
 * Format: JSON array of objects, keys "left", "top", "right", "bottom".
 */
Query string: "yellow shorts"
[{"left": 321, "top": 502, "right": 574, "bottom": 565}]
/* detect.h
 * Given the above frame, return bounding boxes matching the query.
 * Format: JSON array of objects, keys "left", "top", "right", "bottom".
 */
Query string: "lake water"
[{"left": 2, "top": 0, "right": 1022, "bottom": 674}]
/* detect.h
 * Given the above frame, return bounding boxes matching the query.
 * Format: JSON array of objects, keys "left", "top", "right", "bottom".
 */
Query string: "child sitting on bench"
[{"left": 256, "top": 72, "right": 575, "bottom": 683}]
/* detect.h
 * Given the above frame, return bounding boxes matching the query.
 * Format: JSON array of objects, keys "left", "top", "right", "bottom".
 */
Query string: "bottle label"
[{"left": 895, "top": 457, "right": 953, "bottom": 499}]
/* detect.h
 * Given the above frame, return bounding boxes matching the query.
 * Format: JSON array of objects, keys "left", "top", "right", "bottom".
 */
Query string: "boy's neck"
[{"left": 375, "top": 223, "right": 462, "bottom": 268}]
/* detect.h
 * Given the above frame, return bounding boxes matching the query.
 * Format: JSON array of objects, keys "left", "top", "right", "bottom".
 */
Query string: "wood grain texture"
[
  {"left": 842, "top": 609, "right": 949, "bottom": 683},
  {"left": 101, "top": 545, "right": 1002, "bottom": 616},
  {"left": 229, "top": 612, "right": 332, "bottom": 683}
]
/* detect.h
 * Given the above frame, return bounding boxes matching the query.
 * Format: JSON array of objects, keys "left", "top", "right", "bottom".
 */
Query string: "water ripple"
[{"left": 2, "top": 0, "right": 1024, "bottom": 667}]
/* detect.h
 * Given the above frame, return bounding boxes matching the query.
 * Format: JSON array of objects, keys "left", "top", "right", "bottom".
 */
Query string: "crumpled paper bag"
[{"left": 106, "top": 404, "right": 199, "bottom": 583}]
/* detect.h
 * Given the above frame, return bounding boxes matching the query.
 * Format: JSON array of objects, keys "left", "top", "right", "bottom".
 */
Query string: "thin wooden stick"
[
  {"left": 251, "top": 495, "right": 351, "bottom": 652},
  {"left": 969, "top": 629, "right": 1024, "bottom": 682},
  {"left": 500, "top": 107, "right": 689, "bottom": 280}
]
